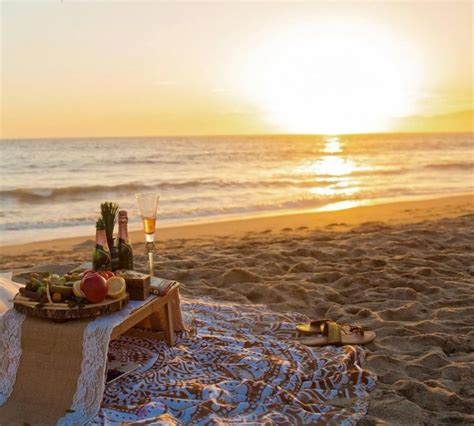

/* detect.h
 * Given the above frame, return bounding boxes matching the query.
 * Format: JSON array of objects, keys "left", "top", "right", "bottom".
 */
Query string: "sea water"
[{"left": 0, "top": 133, "right": 472, "bottom": 245}]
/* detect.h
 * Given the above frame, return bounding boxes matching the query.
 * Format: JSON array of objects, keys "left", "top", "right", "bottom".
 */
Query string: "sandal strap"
[
  {"left": 309, "top": 318, "right": 331, "bottom": 332},
  {"left": 322, "top": 321, "right": 342, "bottom": 344}
]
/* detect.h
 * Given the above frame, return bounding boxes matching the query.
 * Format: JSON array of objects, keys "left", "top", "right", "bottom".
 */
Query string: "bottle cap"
[{"left": 118, "top": 210, "right": 128, "bottom": 222}]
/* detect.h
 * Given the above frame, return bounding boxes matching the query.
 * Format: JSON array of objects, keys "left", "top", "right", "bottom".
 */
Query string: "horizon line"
[{"left": 1, "top": 130, "right": 473, "bottom": 142}]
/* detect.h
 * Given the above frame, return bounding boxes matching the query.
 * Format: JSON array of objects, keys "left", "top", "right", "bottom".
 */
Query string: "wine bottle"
[
  {"left": 117, "top": 210, "right": 134, "bottom": 270},
  {"left": 92, "top": 218, "right": 112, "bottom": 271}
]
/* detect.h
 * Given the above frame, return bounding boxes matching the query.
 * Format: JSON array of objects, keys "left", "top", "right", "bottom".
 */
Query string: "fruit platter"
[{"left": 13, "top": 269, "right": 129, "bottom": 321}]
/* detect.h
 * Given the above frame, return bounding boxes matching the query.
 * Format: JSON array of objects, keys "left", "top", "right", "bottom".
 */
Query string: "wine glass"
[{"left": 135, "top": 193, "right": 160, "bottom": 277}]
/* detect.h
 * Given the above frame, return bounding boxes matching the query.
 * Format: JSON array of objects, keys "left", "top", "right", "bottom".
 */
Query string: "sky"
[{"left": 1, "top": 1, "right": 473, "bottom": 138}]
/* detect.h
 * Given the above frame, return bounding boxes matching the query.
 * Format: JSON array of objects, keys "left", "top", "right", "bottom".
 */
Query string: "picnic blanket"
[{"left": 93, "top": 299, "right": 376, "bottom": 425}]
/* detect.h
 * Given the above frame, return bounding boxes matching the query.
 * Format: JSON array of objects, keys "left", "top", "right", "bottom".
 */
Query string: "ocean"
[{"left": 1, "top": 133, "right": 473, "bottom": 245}]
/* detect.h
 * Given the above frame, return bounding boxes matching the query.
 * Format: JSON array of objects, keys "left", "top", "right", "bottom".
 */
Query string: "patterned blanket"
[{"left": 94, "top": 298, "right": 376, "bottom": 425}]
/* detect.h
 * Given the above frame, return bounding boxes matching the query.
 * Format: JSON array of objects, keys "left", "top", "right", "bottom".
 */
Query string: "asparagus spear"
[{"left": 100, "top": 202, "right": 119, "bottom": 249}]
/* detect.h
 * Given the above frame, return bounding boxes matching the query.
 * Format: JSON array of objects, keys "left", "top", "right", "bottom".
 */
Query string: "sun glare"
[{"left": 238, "top": 20, "right": 422, "bottom": 134}]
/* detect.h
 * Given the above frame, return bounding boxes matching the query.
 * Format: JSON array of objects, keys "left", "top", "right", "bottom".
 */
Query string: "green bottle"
[
  {"left": 92, "top": 218, "right": 112, "bottom": 271},
  {"left": 117, "top": 210, "right": 134, "bottom": 270}
]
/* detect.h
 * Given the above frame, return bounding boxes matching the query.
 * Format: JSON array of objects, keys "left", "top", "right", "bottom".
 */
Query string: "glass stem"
[
  {"left": 146, "top": 240, "right": 155, "bottom": 277},
  {"left": 148, "top": 251, "right": 154, "bottom": 277}
]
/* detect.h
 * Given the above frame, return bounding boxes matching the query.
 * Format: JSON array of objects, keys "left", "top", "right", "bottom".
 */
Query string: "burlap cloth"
[
  {"left": 0, "top": 317, "right": 88, "bottom": 425},
  {"left": 0, "top": 264, "right": 81, "bottom": 425}
]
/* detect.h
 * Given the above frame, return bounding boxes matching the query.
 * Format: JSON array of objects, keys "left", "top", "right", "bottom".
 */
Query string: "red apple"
[
  {"left": 81, "top": 270, "right": 95, "bottom": 279},
  {"left": 80, "top": 273, "right": 108, "bottom": 303}
]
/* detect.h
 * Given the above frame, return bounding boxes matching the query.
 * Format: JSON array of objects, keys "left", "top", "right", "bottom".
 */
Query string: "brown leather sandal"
[{"left": 298, "top": 320, "right": 376, "bottom": 346}]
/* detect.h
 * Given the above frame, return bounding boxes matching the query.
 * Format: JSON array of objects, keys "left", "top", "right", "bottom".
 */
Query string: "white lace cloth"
[
  {"left": 0, "top": 309, "right": 26, "bottom": 406},
  {"left": 0, "top": 274, "right": 21, "bottom": 314},
  {"left": 0, "top": 273, "right": 25, "bottom": 406}
]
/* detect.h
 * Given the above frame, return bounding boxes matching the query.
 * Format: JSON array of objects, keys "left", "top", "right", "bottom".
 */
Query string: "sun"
[{"left": 237, "top": 20, "right": 423, "bottom": 134}]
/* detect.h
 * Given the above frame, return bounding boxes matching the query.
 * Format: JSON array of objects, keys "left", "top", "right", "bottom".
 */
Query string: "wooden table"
[
  {"left": 112, "top": 281, "right": 184, "bottom": 346},
  {"left": 12, "top": 264, "right": 184, "bottom": 346}
]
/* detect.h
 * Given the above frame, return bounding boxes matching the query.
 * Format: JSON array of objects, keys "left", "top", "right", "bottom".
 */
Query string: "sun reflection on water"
[
  {"left": 311, "top": 155, "right": 356, "bottom": 176},
  {"left": 322, "top": 136, "right": 343, "bottom": 153},
  {"left": 310, "top": 183, "right": 360, "bottom": 197},
  {"left": 300, "top": 136, "right": 372, "bottom": 200}
]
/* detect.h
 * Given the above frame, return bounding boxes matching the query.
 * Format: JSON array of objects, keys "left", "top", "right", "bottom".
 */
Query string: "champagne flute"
[{"left": 135, "top": 193, "right": 160, "bottom": 277}]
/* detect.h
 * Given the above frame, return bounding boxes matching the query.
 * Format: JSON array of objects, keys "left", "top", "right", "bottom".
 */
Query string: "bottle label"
[
  {"left": 118, "top": 211, "right": 129, "bottom": 240},
  {"left": 118, "top": 221, "right": 128, "bottom": 240}
]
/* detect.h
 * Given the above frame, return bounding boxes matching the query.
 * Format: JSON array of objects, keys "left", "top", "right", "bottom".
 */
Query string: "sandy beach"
[
  {"left": 1, "top": 194, "right": 473, "bottom": 424},
  {"left": 3, "top": 1, "right": 473, "bottom": 423}
]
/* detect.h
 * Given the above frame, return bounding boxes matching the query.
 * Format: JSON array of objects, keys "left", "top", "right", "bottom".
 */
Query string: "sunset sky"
[{"left": 1, "top": 1, "right": 472, "bottom": 138}]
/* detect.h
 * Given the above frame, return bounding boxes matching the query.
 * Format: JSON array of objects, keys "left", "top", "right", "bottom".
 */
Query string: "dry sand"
[{"left": 1, "top": 194, "right": 473, "bottom": 425}]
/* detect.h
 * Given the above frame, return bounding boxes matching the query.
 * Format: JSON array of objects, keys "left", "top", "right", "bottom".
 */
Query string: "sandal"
[{"left": 297, "top": 320, "right": 376, "bottom": 346}]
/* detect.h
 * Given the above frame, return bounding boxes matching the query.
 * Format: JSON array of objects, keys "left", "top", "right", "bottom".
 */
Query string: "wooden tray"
[{"left": 13, "top": 292, "right": 129, "bottom": 321}]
